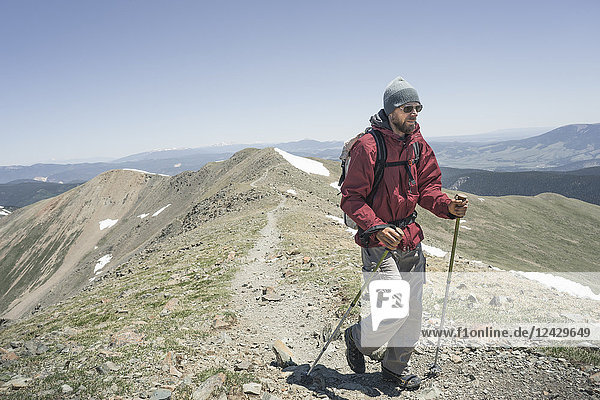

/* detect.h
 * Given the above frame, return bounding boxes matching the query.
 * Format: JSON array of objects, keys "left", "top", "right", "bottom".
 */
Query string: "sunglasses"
[{"left": 401, "top": 104, "right": 423, "bottom": 113}]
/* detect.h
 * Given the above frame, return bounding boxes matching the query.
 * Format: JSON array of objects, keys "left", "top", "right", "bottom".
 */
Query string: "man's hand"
[
  {"left": 375, "top": 227, "right": 403, "bottom": 250},
  {"left": 448, "top": 195, "right": 468, "bottom": 218}
]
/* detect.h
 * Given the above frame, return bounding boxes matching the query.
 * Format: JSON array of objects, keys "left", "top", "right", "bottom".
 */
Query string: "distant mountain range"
[
  {"left": 114, "top": 139, "right": 343, "bottom": 163},
  {"left": 0, "top": 153, "right": 232, "bottom": 184},
  {"left": 1, "top": 123, "right": 599, "bottom": 209},
  {"left": 2, "top": 124, "right": 598, "bottom": 186},
  {"left": 0, "top": 140, "right": 343, "bottom": 185},
  {"left": 431, "top": 123, "right": 600, "bottom": 171},
  {"left": 428, "top": 126, "right": 553, "bottom": 143}
]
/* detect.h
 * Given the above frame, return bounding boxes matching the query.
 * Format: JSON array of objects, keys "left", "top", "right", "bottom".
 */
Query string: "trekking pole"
[
  {"left": 428, "top": 195, "right": 465, "bottom": 377},
  {"left": 306, "top": 249, "right": 389, "bottom": 377}
]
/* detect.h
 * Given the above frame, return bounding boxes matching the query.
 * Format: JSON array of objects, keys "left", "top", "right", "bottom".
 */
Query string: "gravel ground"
[{"left": 216, "top": 194, "right": 600, "bottom": 399}]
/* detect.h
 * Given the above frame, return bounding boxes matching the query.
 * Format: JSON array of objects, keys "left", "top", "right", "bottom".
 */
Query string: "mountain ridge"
[
  {"left": 0, "top": 148, "right": 288, "bottom": 320},
  {"left": 0, "top": 148, "right": 598, "bottom": 399},
  {"left": 3, "top": 147, "right": 600, "bottom": 321}
]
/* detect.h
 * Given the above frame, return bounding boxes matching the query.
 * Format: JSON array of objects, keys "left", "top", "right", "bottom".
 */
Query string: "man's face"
[{"left": 388, "top": 102, "right": 421, "bottom": 135}]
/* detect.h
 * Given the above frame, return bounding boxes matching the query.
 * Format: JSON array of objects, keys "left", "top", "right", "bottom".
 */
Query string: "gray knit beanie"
[{"left": 383, "top": 76, "right": 420, "bottom": 115}]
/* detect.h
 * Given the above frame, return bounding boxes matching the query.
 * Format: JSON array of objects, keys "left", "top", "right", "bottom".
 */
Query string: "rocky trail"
[{"left": 203, "top": 198, "right": 600, "bottom": 400}]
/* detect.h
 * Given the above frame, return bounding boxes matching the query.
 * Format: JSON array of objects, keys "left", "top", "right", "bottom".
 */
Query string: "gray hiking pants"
[{"left": 350, "top": 244, "right": 425, "bottom": 374}]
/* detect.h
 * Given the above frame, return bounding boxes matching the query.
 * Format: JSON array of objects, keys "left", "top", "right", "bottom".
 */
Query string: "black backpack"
[{"left": 339, "top": 128, "right": 420, "bottom": 230}]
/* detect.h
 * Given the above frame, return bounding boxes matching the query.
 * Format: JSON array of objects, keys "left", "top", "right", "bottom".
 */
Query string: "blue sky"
[{"left": 2, "top": 0, "right": 599, "bottom": 165}]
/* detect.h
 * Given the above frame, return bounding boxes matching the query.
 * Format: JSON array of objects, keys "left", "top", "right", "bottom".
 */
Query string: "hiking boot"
[
  {"left": 382, "top": 366, "right": 421, "bottom": 390},
  {"left": 344, "top": 327, "right": 365, "bottom": 373}
]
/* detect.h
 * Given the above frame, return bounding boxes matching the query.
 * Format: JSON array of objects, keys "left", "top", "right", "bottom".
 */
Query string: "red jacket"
[{"left": 340, "top": 119, "right": 453, "bottom": 249}]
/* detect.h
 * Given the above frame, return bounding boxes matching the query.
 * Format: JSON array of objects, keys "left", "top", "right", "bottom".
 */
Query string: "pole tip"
[{"left": 427, "top": 364, "right": 442, "bottom": 378}]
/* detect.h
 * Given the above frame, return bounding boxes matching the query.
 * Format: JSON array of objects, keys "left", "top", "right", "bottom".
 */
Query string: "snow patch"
[
  {"left": 326, "top": 215, "right": 344, "bottom": 225},
  {"left": 467, "top": 260, "right": 488, "bottom": 269},
  {"left": 512, "top": 271, "right": 600, "bottom": 301},
  {"left": 94, "top": 254, "right": 112, "bottom": 274},
  {"left": 99, "top": 219, "right": 118, "bottom": 230},
  {"left": 326, "top": 214, "right": 357, "bottom": 235},
  {"left": 330, "top": 182, "right": 341, "bottom": 191},
  {"left": 286, "top": 189, "right": 297, "bottom": 196},
  {"left": 0, "top": 206, "right": 12, "bottom": 215},
  {"left": 478, "top": 198, "right": 485, "bottom": 202},
  {"left": 123, "top": 168, "right": 152, "bottom": 174},
  {"left": 122, "top": 168, "right": 170, "bottom": 177},
  {"left": 421, "top": 243, "right": 448, "bottom": 258},
  {"left": 152, "top": 204, "right": 171, "bottom": 217},
  {"left": 137, "top": 213, "right": 150, "bottom": 219},
  {"left": 461, "top": 225, "right": 472, "bottom": 230},
  {"left": 274, "top": 148, "right": 330, "bottom": 176},
  {"left": 417, "top": 247, "right": 600, "bottom": 302}
]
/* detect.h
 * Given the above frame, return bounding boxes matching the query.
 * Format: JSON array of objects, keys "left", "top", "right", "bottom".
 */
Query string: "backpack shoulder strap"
[
  {"left": 366, "top": 128, "right": 387, "bottom": 205},
  {"left": 412, "top": 141, "right": 420, "bottom": 166}
]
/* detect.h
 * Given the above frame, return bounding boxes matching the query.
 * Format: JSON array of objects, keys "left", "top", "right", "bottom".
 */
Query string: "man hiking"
[{"left": 340, "top": 76, "right": 468, "bottom": 389}]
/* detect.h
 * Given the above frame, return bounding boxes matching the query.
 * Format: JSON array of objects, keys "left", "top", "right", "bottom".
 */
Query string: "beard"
[{"left": 390, "top": 116, "right": 416, "bottom": 135}]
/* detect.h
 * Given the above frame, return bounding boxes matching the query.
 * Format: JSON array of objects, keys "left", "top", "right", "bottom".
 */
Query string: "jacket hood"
[
  {"left": 370, "top": 109, "right": 422, "bottom": 141},
  {"left": 369, "top": 109, "right": 393, "bottom": 132}
]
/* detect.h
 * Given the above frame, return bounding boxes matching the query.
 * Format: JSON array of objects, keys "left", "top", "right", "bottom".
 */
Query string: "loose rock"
[
  {"left": 467, "top": 294, "right": 479, "bottom": 303},
  {"left": 192, "top": 373, "right": 226, "bottom": 400},
  {"left": 212, "top": 314, "right": 235, "bottom": 329},
  {"left": 61, "top": 384, "right": 73, "bottom": 394},
  {"left": 272, "top": 340, "right": 296, "bottom": 368},
  {"left": 590, "top": 371, "right": 600, "bottom": 386},
  {"left": 161, "top": 298, "right": 180, "bottom": 315},
  {"left": 242, "top": 382, "right": 262, "bottom": 395},
  {"left": 0, "top": 348, "right": 18, "bottom": 361},
  {"left": 261, "top": 394, "right": 282, "bottom": 400},
  {"left": 170, "top": 365, "right": 183, "bottom": 377},
  {"left": 110, "top": 330, "right": 145, "bottom": 346},
  {"left": 489, "top": 295, "right": 510, "bottom": 306},
  {"left": 234, "top": 360, "right": 252, "bottom": 371},
  {"left": 451, "top": 354, "right": 463, "bottom": 363},
  {"left": 4, "top": 375, "right": 31, "bottom": 389},
  {"left": 261, "top": 287, "right": 282, "bottom": 302},
  {"left": 150, "top": 388, "right": 172, "bottom": 400},
  {"left": 104, "top": 361, "right": 120, "bottom": 372},
  {"left": 417, "top": 385, "right": 443, "bottom": 399}
]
